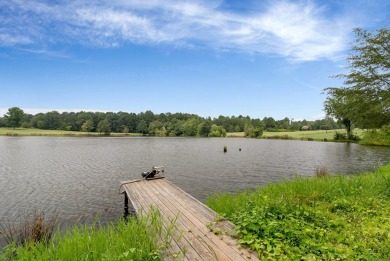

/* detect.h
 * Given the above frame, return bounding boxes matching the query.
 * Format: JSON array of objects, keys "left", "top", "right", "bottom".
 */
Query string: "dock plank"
[
  {"left": 122, "top": 178, "right": 259, "bottom": 261},
  {"left": 128, "top": 181, "right": 199, "bottom": 260}
]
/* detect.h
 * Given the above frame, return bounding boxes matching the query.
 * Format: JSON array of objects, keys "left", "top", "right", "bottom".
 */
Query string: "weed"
[
  {"left": 1, "top": 208, "right": 168, "bottom": 260},
  {"left": 0, "top": 210, "right": 58, "bottom": 247},
  {"left": 315, "top": 166, "right": 330, "bottom": 178},
  {"left": 207, "top": 163, "right": 390, "bottom": 260}
]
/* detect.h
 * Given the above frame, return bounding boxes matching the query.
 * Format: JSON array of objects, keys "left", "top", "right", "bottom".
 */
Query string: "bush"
[
  {"left": 361, "top": 128, "right": 390, "bottom": 146},
  {"left": 334, "top": 132, "right": 347, "bottom": 141},
  {"left": 251, "top": 128, "right": 263, "bottom": 138},
  {"left": 208, "top": 124, "right": 226, "bottom": 137}
]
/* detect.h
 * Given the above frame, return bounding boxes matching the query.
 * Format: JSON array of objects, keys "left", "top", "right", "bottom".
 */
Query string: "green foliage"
[
  {"left": 251, "top": 127, "right": 263, "bottom": 138},
  {"left": 148, "top": 121, "right": 167, "bottom": 136},
  {"left": 1, "top": 209, "right": 168, "bottom": 260},
  {"left": 4, "top": 107, "right": 24, "bottom": 129},
  {"left": 325, "top": 26, "right": 390, "bottom": 131},
  {"left": 3, "top": 107, "right": 341, "bottom": 137},
  {"left": 334, "top": 131, "right": 359, "bottom": 141},
  {"left": 197, "top": 121, "right": 211, "bottom": 137},
  {"left": 334, "top": 131, "right": 347, "bottom": 141},
  {"left": 136, "top": 120, "right": 148, "bottom": 134},
  {"left": 208, "top": 124, "right": 227, "bottom": 137},
  {"left": 207, "top": 164, "right": 390, "bottom": 259},
  {"left": 97, "top": 120, "right": 111, "bottom": 135},
  {"left": 81, "top": 120, "right": 94, "bottom": 132},
  {"left": 244, "top": 124, "right": 254, "bottom": 137},
  {"left": 360, "top": 125, "right": 390, "bottom": 146}
]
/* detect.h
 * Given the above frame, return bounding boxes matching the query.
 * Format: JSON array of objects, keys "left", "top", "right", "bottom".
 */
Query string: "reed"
[{"left": 0, "top": 210, "right": 58, "bottom": 247}]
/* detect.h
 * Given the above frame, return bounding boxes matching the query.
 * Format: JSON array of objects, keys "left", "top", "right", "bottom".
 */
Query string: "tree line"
[{"left": 0, "top": 107, "right": 340, "bottom": 137}]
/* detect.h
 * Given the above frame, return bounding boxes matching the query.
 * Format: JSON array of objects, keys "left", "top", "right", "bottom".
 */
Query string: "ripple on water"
[{"left": 0, "top": 137, "right": 389, "bottom": 225}]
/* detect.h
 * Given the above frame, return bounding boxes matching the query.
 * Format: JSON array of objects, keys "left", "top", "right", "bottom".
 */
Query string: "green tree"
[
  {"left": 0, "top": 117, "right": 6, "bottom": 127},
  {"left": 252, "top": 127, "right": 264, "bottom": 138},
  {"left": 325, "top": 27, "right": 390, "bottom": 130},
  {"left": 208, "top": 124, "right": 227, "bottom": 137},
  {"left": 81, "top": 120, "right": 94, "bottom": 132},
  {"left": 44, "top": 111, "right": 62, "bottom": 130},
  {"left": 324, "top": 88, "right": 355, "bottom": 139},
  {"left": 4, "top": 107, "right": 24, "bottom": 129},
  {"left": 244, "top": 124, "right": 254, "bottom": 137},
  {"left": 198, "top": 121, "right": 211, "bottom": 137},
  {"left": 97, "top": 120, "right": 111, "bottom": 135},
  {"left": 136, "top": 120, "right": 148, "bottom": 134},
  {"left": 182, "top": 118, "right": 200, "bottom": 136}
]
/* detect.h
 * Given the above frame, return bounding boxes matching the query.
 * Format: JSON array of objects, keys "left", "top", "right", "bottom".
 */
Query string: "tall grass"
[
  {"left": 1, "top": 208, "right": 169, "bottom": 260},
  {"left": 360, "top": 128, "right": 390, "bottom": 146},
  {"left": 0, "top": 210, "right": 58, "bottom": 247},
  {"left": 207, "top": 164, "right": 390, "bottom": 259}
]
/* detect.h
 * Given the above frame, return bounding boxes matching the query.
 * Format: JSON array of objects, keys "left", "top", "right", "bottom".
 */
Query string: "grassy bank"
[
  {"left": 207, "top": 164, "right": 390, "bottom": 260},
  {"left": 0, "top": 128, "right": 142, "bottom": 137},
  {"left": 227, "top": 129, "right": 364, "bottom": 141},
  {"left": 0, "top": 209, "right": 170, "bottom": 260}
]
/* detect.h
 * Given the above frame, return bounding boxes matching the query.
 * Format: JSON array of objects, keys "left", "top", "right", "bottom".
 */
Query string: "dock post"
[{"left": 123, "top": 192, "right": 130, "bottom": 221}]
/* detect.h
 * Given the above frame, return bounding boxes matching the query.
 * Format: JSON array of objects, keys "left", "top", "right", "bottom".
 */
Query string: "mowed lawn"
[{"left": 227, "top": 129, "right": 364, "bottom": 141}]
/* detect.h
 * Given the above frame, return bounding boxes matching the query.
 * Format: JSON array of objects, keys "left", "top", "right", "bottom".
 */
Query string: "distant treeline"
[{"left": 0, "top": 108, "right": 341, "bottom": 137}]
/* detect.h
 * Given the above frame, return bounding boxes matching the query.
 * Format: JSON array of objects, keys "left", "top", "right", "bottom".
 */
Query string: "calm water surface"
[{"left": 1, "top": 136, "right": 390, "bottom": 224}]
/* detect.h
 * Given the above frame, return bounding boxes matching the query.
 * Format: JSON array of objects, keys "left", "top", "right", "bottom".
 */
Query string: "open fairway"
[{"left": 0, "top": 128, "right": 142, "bottom": 137}]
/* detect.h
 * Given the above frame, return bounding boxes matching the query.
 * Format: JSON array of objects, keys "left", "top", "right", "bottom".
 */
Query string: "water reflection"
[{"left": 0, "top": 137, "right": 389, "bottom": 226}]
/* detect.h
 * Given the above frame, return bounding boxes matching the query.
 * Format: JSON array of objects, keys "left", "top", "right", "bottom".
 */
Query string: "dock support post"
[{"left": 123, "top": 192, "right": 130, "bottom": 221}]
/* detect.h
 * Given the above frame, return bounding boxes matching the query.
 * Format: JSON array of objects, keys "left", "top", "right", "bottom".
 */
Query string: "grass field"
[
  {"left": 0, "top": 128, "right": 142, "bottom": 137},
  {"left": 227, "top": 129, "right": 364, "bottom": 141},
  {"left": 1, "top": 128, "right": 365, "bottom": 141}
]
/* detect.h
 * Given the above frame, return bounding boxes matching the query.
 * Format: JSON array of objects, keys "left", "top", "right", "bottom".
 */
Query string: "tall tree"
[
  {"left": 325, "top": 27, "right": 390, "bottom": 129},
  {"left": 4, "top": 107, "right": 24, "bottom": 129},
  {"left": 97, "top": 119, "right": 111, "bottom": 135},
  {"left": 81, "top": 120, "right": 94, "bottom": 132}
]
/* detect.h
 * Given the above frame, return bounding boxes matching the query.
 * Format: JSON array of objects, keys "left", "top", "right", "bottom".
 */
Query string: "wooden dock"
[{"left": 121, "top": 178, "right": 259, "bottom": 261}]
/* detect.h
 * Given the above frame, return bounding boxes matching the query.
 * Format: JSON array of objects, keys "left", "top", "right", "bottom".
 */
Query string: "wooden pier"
[{"left": 121, "top": 178, "right": 259, "bottom": 261}]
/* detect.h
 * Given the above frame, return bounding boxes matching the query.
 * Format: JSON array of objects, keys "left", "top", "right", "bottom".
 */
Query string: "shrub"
[
  {"left": 334, "top": 132, "right": 347, "bottom": 141},
  {"left": 251, "top": 128, "right": 263, "bottom": 138},
  {"left": 360, "top": 126, "right": 390, "bottom": 146}
]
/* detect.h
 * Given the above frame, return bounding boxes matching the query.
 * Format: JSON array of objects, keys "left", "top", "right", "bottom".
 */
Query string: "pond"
[{"left": 1, "top": 136, "right": 389, "bottom": 225}]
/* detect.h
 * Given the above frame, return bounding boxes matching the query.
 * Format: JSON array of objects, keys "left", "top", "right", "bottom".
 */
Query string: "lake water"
[{"left": 1, "top": 136, "right": 390, "bottom": 225}]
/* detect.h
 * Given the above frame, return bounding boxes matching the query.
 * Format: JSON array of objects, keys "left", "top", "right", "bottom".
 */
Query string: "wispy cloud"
[{"left": 0, "top": 0, "right": 383, "bottom": 61}]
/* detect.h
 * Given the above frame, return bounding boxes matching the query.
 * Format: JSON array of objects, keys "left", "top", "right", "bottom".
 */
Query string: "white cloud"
[{"left": 0, "top": 0, "right": 379, "bottom": 61}]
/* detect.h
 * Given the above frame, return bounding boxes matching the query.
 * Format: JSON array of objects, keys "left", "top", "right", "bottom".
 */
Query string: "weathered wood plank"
[
  {"left": 145, "top": 180, "right": 231, "bottom": 260},
  {"left": 122, "top": 178, "right": 259, "bottom": 261},
  {"left": 148, "top": 180, "right": 254, "bottom": 260},
  {"left": 124, "top": 181, "right": 193, "bottom": 260},
  {"left": 132, "top": 181, "right": 205, "bottom": 261},
  {"left": 158, "top": 180, "right": 258, "bottom": 260},
  {"left": 129, "top": 181, "right": 200, "bottom": 261}
]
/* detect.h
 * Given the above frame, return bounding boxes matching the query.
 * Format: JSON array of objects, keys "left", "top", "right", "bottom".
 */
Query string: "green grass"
[
  {"left": 1, "top": 208, "right": 171, "bottom": 260},
  {"left": 227, "top": 129, "right": 364, "bottom": 141},
  {"left": 206, "top": 163, "right": 390, "bottom": 260},
  {"left": 0, "top": 128, "right": 142, "bottom": 137}
]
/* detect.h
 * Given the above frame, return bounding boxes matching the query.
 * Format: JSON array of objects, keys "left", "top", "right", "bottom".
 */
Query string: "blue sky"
[{"left": 1, "top": 0, "right": 389, "bottom": 120}]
